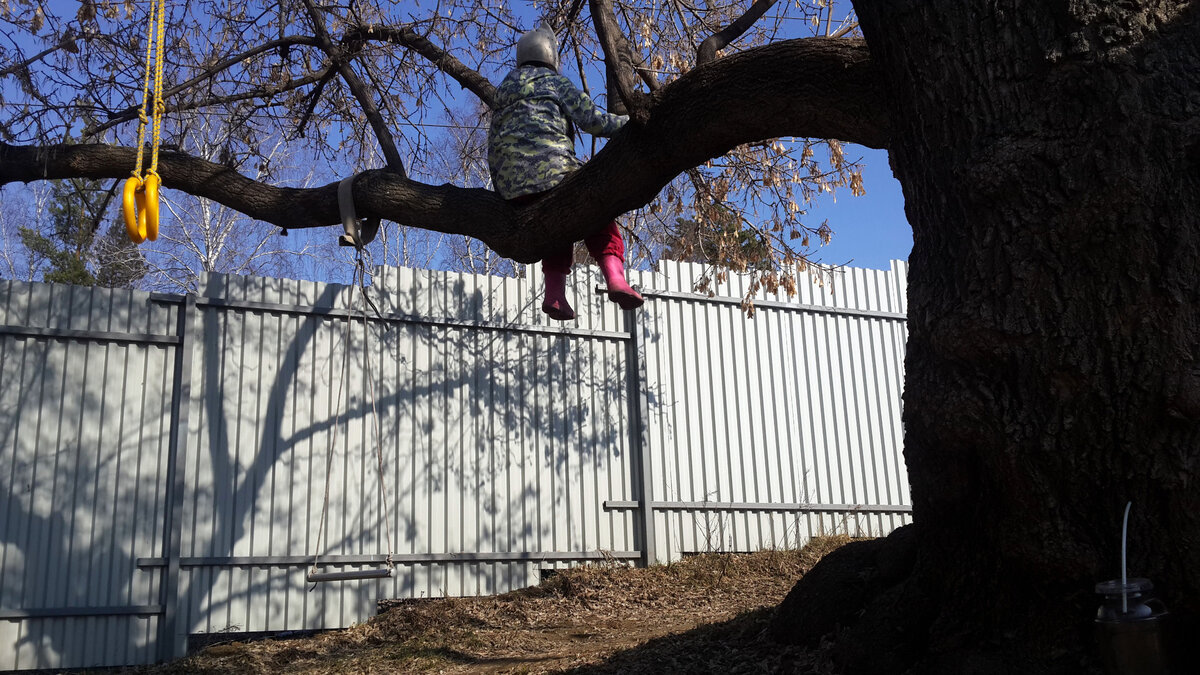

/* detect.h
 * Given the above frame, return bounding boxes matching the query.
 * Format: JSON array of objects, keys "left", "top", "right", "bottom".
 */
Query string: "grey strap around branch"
[{"left": 337, "top": 174, "right": 380, "bottom": 248}]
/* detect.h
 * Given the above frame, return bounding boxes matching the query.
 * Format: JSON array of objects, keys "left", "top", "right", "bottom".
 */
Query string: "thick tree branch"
[
  {"left": 696, "top": 0, "right": 778, "bottom": 65},
  {"left": 606, "top": 65, "right": 629, "bottom": 116},
  {"left": 0, "top": 45, "right": 59, "bottom": 80},
  {"left": 589, "top": 0, "right": 650, "bottom": 122},
  {"left": 349, "top": 24, "right": 497, "bottom": 109},
  {"left": 301, "top": 0, "right": 406, "bottom": 176},
  {"left": 1, "top": 38, "right": 885, "bottom": 263}
]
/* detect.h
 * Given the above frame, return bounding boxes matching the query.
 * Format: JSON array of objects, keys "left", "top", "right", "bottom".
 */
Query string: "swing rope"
[
  {"left": 309, "top": 249, "right": 396, "bottom": 584},
  {"left": 357, "top": 251, "right": 396, "bottom": 571},
  {"left": 134, "top": 0, "right": 166, "bottom": 179},
  {"left": 123, "top": 0, "right": 167, "bottom": 244}
]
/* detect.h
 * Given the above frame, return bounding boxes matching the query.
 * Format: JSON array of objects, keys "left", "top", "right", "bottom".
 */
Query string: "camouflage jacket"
[{"left": 488, "top": 66, "right": 628, "bottom": 199}]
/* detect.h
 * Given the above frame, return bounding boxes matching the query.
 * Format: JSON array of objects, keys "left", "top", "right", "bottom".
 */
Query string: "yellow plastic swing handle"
[
  {"left": 123, "top": 176, "right": 144, "bottom": 243},
  {"left": 122, "top": 174, "right": 160, "bottom": 244},
  {"left": 124, "top": 0, "right": 167, "bottom": 245},
  {"left": 142, "top": 174, "right": 160, "bottom": 241}
]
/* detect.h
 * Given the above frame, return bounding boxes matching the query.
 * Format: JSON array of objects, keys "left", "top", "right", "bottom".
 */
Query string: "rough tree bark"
[{"left": 772, "top": 2, "right": 1200, "bottom": 673}]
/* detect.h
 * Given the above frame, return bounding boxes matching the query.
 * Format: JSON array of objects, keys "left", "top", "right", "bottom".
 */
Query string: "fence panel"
[
  {"left": 167, "top": 267, "right": 638, "bottom": 642},
  {"left": 1, "top": 258, "right": 909, "bottom": 670},
  {"left": 634, "top": 261, "right": 912, "bottom": 561},
  {"left": 0, "top": 281, "right": 179, "bottom": 670}
]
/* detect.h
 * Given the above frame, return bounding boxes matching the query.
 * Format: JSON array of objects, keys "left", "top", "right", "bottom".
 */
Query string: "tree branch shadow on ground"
[{"left": 560, "top": 606, "right": 827, "bottom": 675}]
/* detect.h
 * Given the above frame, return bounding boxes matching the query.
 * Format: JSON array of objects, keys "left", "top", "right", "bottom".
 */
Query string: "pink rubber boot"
[
  {"left": 598, "top": 255, "right": 644, "bottom": 310},
  {"left": 541, "top": 271, "right": 576, "bottom": 321}
]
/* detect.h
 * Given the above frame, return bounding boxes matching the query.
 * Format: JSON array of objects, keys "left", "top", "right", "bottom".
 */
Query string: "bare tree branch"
[
  {"left": 79, "top": 36, "right": 324, "bottom": 138},
  {"left": 85, "top": 68, "right": 333, "bottom": 141},
  {"left": 301, "top": 0, "right": 407, "bottom": 175},
  {"left": 0, "top": 30, "right": 91, "bottom": 79},
  {"left": 613, "top": 3, "right": 661, "bottom": 91},
  {"left": 589, "top": 0, "right": 651, "bottom": 122},
  {"left": 631, "top": 47, "right": 661, "bottom": 92},
  {"left": 294, "top": 69, "right": 339, "bottom": 139},
  {"left": 1, "top": 38, "right": 885, "bottom": 263},
  {"left": 348, "top": 24, "right": 497, "bottom": 109},
  {"left": 696, "top": 0, "right": 778, "bottom": 66},
  {"left": 831, "top": 22, "right": 860, "bottom": 38},
  {"left": 562, "top": 0, "right": 588, "bottom": 31}
]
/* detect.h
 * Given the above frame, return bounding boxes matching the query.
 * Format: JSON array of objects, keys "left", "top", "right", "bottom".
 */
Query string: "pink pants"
[{"left": 509, "top": 193, "right": 625, "bottom": 275}]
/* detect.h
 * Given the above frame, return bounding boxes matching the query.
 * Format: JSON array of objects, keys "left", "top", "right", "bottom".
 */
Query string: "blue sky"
[{"left": 802, "top": 146, "right": 911, "bottom": 271}]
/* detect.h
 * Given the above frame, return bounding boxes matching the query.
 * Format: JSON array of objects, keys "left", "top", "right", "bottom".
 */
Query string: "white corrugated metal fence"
[{"left": 0, "top": 259, "right": 909, "bottom": 670}]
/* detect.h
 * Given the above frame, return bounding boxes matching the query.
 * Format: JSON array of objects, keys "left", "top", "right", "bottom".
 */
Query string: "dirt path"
[{"left": 148, "top": 539, "right": 848, "bottom": 674}]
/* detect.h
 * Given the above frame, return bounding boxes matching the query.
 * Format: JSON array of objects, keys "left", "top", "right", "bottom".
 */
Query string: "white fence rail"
[{"left": 0, "top": 259, "right": 910, "bottom": 670}]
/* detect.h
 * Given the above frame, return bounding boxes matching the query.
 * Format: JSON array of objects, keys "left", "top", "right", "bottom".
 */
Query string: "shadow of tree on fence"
[
  {"left": 180, "top": 267, "right": 649, "bottom": 639},
  {"left": 0, "top": 282, "right": 180, "bottom": 669},
  {"left": 0, "top": 265, "right": 656, "bottom": 668}
]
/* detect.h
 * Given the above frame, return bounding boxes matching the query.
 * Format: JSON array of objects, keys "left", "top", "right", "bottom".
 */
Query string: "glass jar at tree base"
[{"left": 1094, "top": 578, "right": 1167, "bottom": 675}]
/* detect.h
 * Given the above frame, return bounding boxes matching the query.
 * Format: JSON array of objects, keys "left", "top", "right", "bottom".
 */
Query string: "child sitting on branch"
[{"left": 488, "top": 24, "right": 644, "bottom": 321}]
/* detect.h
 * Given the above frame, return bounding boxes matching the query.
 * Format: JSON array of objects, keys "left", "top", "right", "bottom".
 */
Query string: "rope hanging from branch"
[
  {"left": 122, "top": 0, "right": 167, "bottom": 245},
  {"left": 307, "top": 250, "right": 396, "bottom": 585}
]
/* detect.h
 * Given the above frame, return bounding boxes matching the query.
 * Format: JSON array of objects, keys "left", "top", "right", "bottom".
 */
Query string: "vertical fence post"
[
  {"left": 157, "top": 294, "right": 196, "bottom": 662},
  {"left": 626, "top": 307, "right": 657, "bottom": 566}
]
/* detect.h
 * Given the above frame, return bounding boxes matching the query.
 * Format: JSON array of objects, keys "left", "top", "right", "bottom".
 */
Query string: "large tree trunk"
[{"left": 773, "top": 2, "right": 1200, "bottom": 673}]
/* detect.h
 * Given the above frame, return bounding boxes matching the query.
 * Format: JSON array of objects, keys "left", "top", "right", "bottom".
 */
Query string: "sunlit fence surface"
[{"left": 0, "top": 258, "right": 910, "bottom": 670}]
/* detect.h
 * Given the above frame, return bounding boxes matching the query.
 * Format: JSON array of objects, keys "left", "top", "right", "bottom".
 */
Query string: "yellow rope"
[
  {"left": 131, "top": 0, "right": 159, "bottom": 178},
  {"left": 147, "top": 0, "right": 167, "bottom": 177},
  {"left": 131, "top": 0, "right": 166, "bottom": 177},
  {"left": 125, "top": 0, "right": 167, "bottom": 244}
]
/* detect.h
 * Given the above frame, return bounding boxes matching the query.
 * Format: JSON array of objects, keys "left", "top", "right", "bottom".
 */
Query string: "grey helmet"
[{"left": 516, "top": 24, "right": 558, "bottom": 71}]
